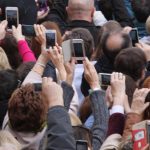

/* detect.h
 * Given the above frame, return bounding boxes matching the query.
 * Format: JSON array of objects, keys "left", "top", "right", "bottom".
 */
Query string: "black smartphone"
[
  {"left": 46, "top": 30, "right": 56, "bottom": 49},
  {"left": 33, "top": 83, "right": 42, "bottom": 92},
  {"left": 130, "top": 28, "right": 139, "bottom": 46},
  {"left": 99, "top": 73, "right": 111, "bottom": 86},
  {"left": 76, "top": 140, "right": 88, "bottom": 150},
  {"left": 5, "top": 7, "right": 19, "bottom": 29},
  {"left": 22, "top": 25, "right": 36, "bottom": 37}
]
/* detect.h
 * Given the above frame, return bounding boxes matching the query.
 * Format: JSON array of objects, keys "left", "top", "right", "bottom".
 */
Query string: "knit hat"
[{"left": 0, "top": 0, "right": 37, "bottom": 25}]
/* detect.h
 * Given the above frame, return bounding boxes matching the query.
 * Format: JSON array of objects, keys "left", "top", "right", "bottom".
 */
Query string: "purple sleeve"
[
  {"left": 18, "top": 40, "right": 36, "bottom": 62},
  {"left": 107, "top": 113, "right": 125, "bottom": 137}
]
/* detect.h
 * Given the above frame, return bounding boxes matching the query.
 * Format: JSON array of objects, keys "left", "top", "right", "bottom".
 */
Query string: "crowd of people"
[{"left": 0, "top": 0, "right": 150, "bottom": 149}]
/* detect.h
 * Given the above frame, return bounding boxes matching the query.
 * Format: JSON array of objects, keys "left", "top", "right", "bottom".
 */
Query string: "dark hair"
[
  {"left": 0, "top": 69, "right": 18, "bottom": 101},
  {"left": 1, "top": 34, "right": 22, "bottom": 69},
  {"left": 131, "top": 0, "right": 150, "bottom": 22},
  {"left": 8, "top": 84, "right": 48, "bottom": 133},
  {"left": 16, "top": 62, "right": 35, "bottom": 83},
  {"left": 64, "top": 28, "right": 94, "bottom": 59},
  {"left": 115, "top": 47, "right": 147, "bottom": 81},
  {"left": 125, "top": 75, "right": 137, "bottom": 106},
  {"left": 101, "top": 32, "right": 131, "bottom": 63}
]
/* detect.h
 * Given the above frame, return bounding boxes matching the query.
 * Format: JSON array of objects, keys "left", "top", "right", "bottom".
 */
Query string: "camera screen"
[
  {"left": 147, "top": 125, "right": 150, "bottom": 143},
  {"left": 130, "top": 30, "right": 139, "bottom": 46},
  {"left": 22, "top": 25, "right": 36, "bottom": 37},
  {"left": 101, "top": 74, "right": 111, "bottom": 85},
  {"left": 73, "top": 43, "right": 84, "bottom": 58},
  {"left": 7, "top": 10, "right": 18, "bottom": 29},
  {"left": 76, "top": 141, "right": 88, "bottom": 150},
  {"left": 46, "top": 32, "right": 55, "bottom": 48}
]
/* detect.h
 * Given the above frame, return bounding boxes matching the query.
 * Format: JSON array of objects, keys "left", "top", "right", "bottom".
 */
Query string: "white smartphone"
[
  {"left": 5, "top": 7, "right": 19, "bottom": 29},
  {"left": 99, "top": 73, "right": 111, "bottom": 86},
  {"left": 45, "top": 30, "right": 57, "bottom": 49},
  {"left": 62, "top": 39, "right": 72, "bottom": 62},
  {"left": 71, "top": 39, "right": 85, "bottom": 61}
]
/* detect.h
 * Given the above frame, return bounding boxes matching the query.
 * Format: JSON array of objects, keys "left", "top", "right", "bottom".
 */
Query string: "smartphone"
[
  {"left": 130, "top": 28, "right": 139, "bottom": 46},
  {"left": 76, "top": 140, "right": 88, "bottom": 150},
  {"left": 33, "top": 83, "right": 42, "bottom": 92},
  {"left": 45, "top": 30, "right": 56, "bottom": 49},
  {"left": 99, "top": 73, "right": 111, "bottom": 86},
  {"left": 132, "top": 129, "right": 147, "bottom": 150},
  {"left": 146, "top": 121, "right": 150, "bottom": 144},
  {"left": 38, "top": 0, "right": 48, "bottom": 12},
  {"left": 5, "top": 7, "right": 19, "bottom": 29},
  {"left": 71, "top": 39, "right": 85, "bottom": 61},
  {"left": 22, "top": 25, "right": 36, "bottom": 37},
  {"left": 62, "top": 39, "right": 72, "bottom": 62}
]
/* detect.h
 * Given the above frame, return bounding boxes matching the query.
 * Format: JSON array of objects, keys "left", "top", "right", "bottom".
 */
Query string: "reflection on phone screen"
[
  {"left": 101, "top": 74, "right": 111, "bottom": 85},
  {"left": 7, "top": 10, "right": 18, "bottom": 29},
  {"left": 46, "top": 32, "right": 55, "bottom": 48},
  {"left": 130, "top": 30, "right": 139, "bottom": 46},
  {"left": 73, "top": 43, "right": 84, "bottom": 57}
]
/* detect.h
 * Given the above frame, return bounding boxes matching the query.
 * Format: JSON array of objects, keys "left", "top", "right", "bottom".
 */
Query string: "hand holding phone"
[{"left": 5, "top": 7, "right": 19, "bottom": 30}]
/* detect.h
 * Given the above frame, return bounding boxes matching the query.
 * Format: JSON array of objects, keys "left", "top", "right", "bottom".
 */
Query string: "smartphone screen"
[
  {"left": 46, "top": 31, "right": 56, "bottom": 49},
  {"left": 130, "top": 29, "right": 139, "bottom": 46},
  {"left": 73, "top": 43, "right": 84, "bottom": 58},
  {"left": 147, "top": 124, "right": 150, "bottom": 143},
  {"left": 76, "top": 140, "right": 88, "bottom": 150},
  {"left": 22, "top": 25, "right": 36, "bottom": 37},
  {"left": 99, "top": 73, "right": 111, "bottom": 86},
  {"left": 6, "top": 10, "right": 18, "bottom": 29}
]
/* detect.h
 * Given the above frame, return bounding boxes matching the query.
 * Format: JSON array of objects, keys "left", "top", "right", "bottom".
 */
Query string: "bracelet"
[{"left": 36, "top": 62, "right": 46, "bottom": 68}]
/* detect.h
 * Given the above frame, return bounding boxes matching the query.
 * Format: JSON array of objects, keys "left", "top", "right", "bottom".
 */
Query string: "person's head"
[
  {"left": 92, "top": 20, "right": 122, "bottom": 60},
  {"left": 66, "top": 0, "right": 95, "bottom": 22},
  {"left": 0, "top": 130, "right": 22, "bottom": 150},
  {"left": 101, "top": 31, "right": 132, "bottom": 63},
  {"left": 0, "top": 47, "right": 11, "bottom": 70},
  {"left": 63, "top": 28, "right": 94, "bottom": 59},
  {"left": 131, "top": 0, "right": 150, "bottom": 22},
  {"left": 31, "top": 21, "right": 62, "bottom": 58},
  {"left": 1, "top": 34, "right": 22, "bottom": 69},
  {"left": 0, "top": 69, "right": 18, "bottom": 101},
  {"left": 8, "top": 83, "right": 48, "bottom": 133},
  {"left": 16, "top": 62, "right": 35, "bottom": 83},
  {"left": 114, "top": 47, "right": 147, "bottom": 83}
]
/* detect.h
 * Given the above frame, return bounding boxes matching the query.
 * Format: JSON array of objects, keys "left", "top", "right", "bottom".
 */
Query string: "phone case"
[{"left": 132, "top": 129, "right": 147, "bottom": 150}]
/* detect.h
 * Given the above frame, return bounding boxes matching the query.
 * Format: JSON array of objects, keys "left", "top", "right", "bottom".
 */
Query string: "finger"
[
  {"left": 37, "top": 25, "right": 42, "bottom": 36},
  {"left": 111, "top": 72, "right": 115, "bottom": 83},
  {"left": 42, "top": 77, "right": 48, "bottom": 86},
  {"left": 47, "top": 77, "right": 53, "bottom": 84},
  {"left": 34, "top": 24, "right": 39, "bottom": 36},
  {"left": 118, "top": 72, "right": 123, "bottom": 80}
]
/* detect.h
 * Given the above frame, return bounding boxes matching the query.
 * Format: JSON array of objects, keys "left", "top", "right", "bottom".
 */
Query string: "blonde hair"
[
  {"left": 0, "top": 47, "right": 11, "bottom": 70},
  {"left": 0, "top": 130, "right": 22, "bottom": 150},
  {"left": 146, "top": 16, "right": 150, "bottom": 34}
]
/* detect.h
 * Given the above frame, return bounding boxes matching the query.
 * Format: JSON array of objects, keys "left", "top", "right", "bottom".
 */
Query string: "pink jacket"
[{"left": 18, "top": 40, "right": 36, "bottom": 62}]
